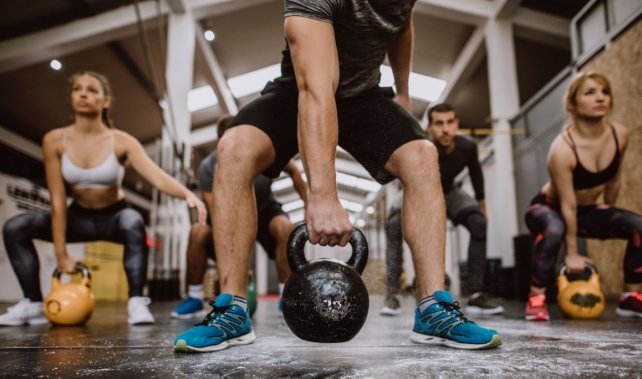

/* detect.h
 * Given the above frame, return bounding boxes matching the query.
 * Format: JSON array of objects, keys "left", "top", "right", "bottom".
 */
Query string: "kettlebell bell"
[
  {"left": 44, "top": 262, "right": 96, "bottom": 326},
  {"left": 557, "top": 264, "right": 605, "bottom": 319},
  {"left": 282, "top": 223, "right": 369, "bottom": 343}
]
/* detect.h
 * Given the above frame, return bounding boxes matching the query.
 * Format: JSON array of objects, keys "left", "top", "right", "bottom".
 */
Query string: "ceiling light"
[
  {"left": 189, "top": 64, "right": 444, "bottom": 114},
  {"left": 380, "top": 65, "right": 446, "bottom": 102},
  {"left": 49, "top": 59, "right": 62, "bottom": 71},
  {"left": 282, "top": 199, "right": 304, "bottom": 212},
  {"left": 271, "top": 177, "right": 293, "bottom": 192},
  {"left": 204, "top": 30, "right": 215, "bottom": 42},
  {"left": 336, "top": 172, "right": 381, "bottom": 192},
  {"left": 289, "top": 211, "right": 304, "bottom": 224},
  {"left": 340, "top": 199, "right": 364, "bottom": 213},
  {"left": 187, "top": 85, "right": 218, "bottom": 112},
  {"left": 227, "top": 64, "right": 281, "bottom": 98}
]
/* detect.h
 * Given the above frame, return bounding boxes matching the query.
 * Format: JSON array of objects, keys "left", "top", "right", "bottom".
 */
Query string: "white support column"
[
  {"left": 163, "top": 2, "right": 196, "bottom": 294},
  {"left": 484, "top": 18, "right": 520, "bottom": 266},
  {"left": 164, "top": 5, "right": 195, "bottom": 165}
]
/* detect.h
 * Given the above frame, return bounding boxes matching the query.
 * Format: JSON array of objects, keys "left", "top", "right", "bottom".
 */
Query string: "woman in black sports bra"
[
  {"left": 0, "top": 71, "right": 207, "bottom": 326},
  {"left": 523, "top": 71, "right": 642, "bottom": 321}
]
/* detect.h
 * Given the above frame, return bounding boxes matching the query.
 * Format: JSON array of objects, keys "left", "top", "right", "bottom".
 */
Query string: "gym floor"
[{"left": 1, "top": 294, "right": 640, "bottom": 378}]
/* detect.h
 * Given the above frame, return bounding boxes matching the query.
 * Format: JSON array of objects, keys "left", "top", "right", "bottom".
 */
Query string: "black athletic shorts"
[
  {"left": 229, "top": 82, "right": 427, "bottom": 184},
  {"left": 256, "top": 200, "right": 287, "bottom": 260}
]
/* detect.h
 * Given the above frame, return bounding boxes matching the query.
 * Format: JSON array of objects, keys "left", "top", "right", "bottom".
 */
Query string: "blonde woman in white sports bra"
[{"left": 0, "top": 71, "right": 206, "bottom": 326}]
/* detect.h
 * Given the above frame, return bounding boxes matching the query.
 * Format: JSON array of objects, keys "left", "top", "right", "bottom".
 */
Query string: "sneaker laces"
[
  {"left": 199, "top": 303, "right": 223, "bottom": 324},
  {"left": 422, "top": 300, "right": 472, "bottom": 331},
  {"left": 441, "top": 300, "right": 471, "bottom": 323},
  {"left": 197, "top": 301, "right": 244, "bottom": 334},
  {"left": 529, "top": 295, "right": 546, "bottom": 307}
]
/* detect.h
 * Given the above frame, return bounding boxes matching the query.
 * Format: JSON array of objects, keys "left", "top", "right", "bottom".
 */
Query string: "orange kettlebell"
[
  {"left": 557, "top": 264, "right": 605, "bottom": 320},
  {"left": 44, "top": 262, "right": 96, "bottom": 326}
]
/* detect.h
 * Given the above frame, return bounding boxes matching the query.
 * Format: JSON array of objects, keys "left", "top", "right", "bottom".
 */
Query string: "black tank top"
[{"left": 564, "top": 125, "right": 620, "bottom": 190}]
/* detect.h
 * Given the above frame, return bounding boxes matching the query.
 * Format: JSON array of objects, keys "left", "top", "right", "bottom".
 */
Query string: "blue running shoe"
[
  {"left": 170, "top": 297, "right": 205, "bottom": 319},
  {"left": 174, "top": 293, "right": 255, "bottom": 353},
  {"left": 411, "top": 290, "right": 502, "bottom": 350}
]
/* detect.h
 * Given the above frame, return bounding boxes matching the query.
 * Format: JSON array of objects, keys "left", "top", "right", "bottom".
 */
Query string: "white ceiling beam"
[
  {"left": 334, "top": 158, "right": 372, "bottom": 179},
  {"left": 190, "top": 124, "right": 219, "bottom": 147},
  {"left": 0, "top": 0, "right": 281, "bottom": 76},
  {"left": 512, "top": 8, "right": 570, "bottom": 39},
  {"left": 432, "top": 26, "right": 486, "bottom": 110},
  {"left": 493, "top": 0, "right": 520, "bottom": 19},
  {"left": 0, "top": 1, "right": 170, "bottom": 75},
  {"left": 167, "top": 0, "right": 188, "bottom": 13},
  {"left": 0, "top": 125, "right": 42, "bottom": 161},
  {"left": 414, "top": 0, "right": 493, "bottom": 25},
  {"left": 189, "top": 0, "right": 275, "bottom": 20},
  {"left": 194, "top": 23, "right": 239, "bottom": 118}
]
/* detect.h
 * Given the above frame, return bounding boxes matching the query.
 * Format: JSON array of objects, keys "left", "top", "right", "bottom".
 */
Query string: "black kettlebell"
[{"left": 282, "top": 223, "right": 369, "bottom": 343}]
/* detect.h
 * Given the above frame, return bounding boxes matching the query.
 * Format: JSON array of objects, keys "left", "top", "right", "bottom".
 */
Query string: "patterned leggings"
[{"left": 524, "top": 193, "right": 642, "bottom": 288}]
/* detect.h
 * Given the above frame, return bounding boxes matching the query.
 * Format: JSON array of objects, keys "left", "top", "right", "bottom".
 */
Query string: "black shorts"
[
  {"left": 204, "top": 200, "right": 287, "bottom": 261},
  {"left": 229, "top": 82, "right": 427, "bottom": 184},
  {"left": 256, "top": 200, "right": 288, "bottom": 260}
]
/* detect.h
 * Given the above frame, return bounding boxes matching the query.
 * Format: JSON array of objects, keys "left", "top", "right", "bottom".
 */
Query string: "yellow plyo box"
[{"left": 80, "top": 241, "right": 128, "bottom": 301}]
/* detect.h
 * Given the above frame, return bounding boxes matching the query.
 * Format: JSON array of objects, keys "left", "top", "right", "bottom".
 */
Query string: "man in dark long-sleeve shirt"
[{"left": 381, "top": 103, "right": 504, "bottom": 316}]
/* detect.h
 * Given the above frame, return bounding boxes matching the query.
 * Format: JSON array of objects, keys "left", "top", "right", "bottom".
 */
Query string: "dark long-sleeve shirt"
[{"left": 437, "top": 135, "right": 485, "bottom": 200}]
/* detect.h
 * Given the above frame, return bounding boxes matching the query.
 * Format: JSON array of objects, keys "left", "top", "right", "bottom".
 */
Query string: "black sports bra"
[{"left": 564, "top": 125, "right": 620, "bottom": 190}]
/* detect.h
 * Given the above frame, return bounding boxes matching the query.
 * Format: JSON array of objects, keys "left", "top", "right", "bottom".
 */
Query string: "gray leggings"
[
  {"left": 2, "top": 200, "right": 148, "bottom": 301},
  {"left": 385, "top": 188, "right": 487, "bottom": 295}
]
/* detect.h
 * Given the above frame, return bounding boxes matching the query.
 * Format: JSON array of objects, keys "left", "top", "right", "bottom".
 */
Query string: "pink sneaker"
[
  {"left": 616, "top": 293, "right": 642, "bottom": 318},
  {"left": 525, "top": 294, "right": 550, "bottom": 321}
]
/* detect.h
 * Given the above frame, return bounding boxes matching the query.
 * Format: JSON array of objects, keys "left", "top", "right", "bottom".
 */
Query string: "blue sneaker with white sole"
[
  {"left": 174, "top": 293, "right": 255, "bottom": 353},
  {"left": 411, "top": 290, "right": 502, "bottom": 350},
  {"left": 170, "top": 297, "right": 204, "bottom": 319}
]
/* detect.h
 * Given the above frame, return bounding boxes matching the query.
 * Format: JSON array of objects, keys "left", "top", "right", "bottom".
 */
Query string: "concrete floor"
[{"left": 1, "top": 294, "right": 640, "bottom": 378}]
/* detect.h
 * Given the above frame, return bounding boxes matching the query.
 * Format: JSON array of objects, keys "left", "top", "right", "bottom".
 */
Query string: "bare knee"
[
  {"left": 216, "top": 126, "right": 274, "bottom": 177},
  {"left": 386, "top": 140, "right": 439, "bottom": 181},
  {"left": 189, "top": 224, "right": 211, "bottom": 242},
  {"left": 270, "top": 216, "right": 293, "bottom": 242}
]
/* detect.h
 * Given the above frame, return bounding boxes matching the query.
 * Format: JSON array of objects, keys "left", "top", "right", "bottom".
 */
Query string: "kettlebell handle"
[
  {"left": 287, "top": 223, "right": 369, "bottom": 274},
  {"left": 559, "top": 263, "right": 598, "bottom": 276},
  {"left": 52, "top": 262, "right": 92, "bottom": 282}
]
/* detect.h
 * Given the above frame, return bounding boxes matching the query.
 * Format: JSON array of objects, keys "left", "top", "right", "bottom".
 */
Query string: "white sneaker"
[
  {"left": 0, "top": 299, "right": 49, "bottom": 326},
  {"left": 128, "top": 297, "right": 155, "bottom": 325},
  {"left": 380, "top": 294, "right": 402, "bottom": 316}
]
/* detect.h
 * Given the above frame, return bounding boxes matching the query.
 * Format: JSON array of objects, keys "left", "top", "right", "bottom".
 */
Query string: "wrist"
[{"left": 55, "top": 252, "right": 68, "bottom": 260}]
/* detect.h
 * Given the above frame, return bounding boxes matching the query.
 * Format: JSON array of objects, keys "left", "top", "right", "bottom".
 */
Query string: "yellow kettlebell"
[
  {"left": 44, "top": 262, "right": 96, "bottom": 326},
  {"left": 557, "top": 264, "right": 605, "bottom": 319}
]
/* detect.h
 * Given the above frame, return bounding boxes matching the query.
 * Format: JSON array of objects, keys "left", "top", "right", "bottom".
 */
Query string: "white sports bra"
[{"left": 60, "top": 128, "right": 124, "bottom": 189}]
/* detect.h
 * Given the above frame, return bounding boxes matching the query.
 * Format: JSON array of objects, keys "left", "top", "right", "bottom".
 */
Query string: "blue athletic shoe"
[
  {"left": 411, "top": 290, "right": 502, "bottom": 350},
  {"left": 170, "top": 297, "right": 205, "bottom": 319},
  {"left": 174, "top": 293, "right": 256, "bottom": 353}
]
